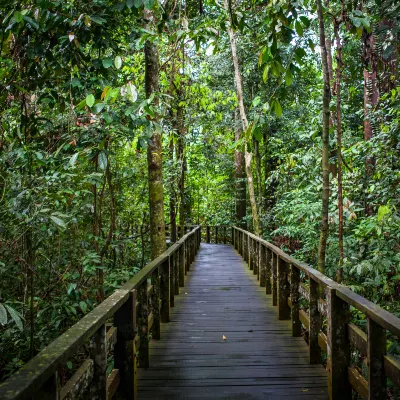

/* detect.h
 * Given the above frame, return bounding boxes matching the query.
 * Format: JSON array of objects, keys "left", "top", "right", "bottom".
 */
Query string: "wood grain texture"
[{"left": 137, "top": 244, "right": 328, "bottom": 399}]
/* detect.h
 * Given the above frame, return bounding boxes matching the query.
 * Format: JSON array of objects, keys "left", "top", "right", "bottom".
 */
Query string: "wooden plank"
[
  {"left": 106, "top": 369, "right": 120, "bottom": 400},
  {"left": 60, "top": 359, "right": 93, "bottom": 400},
  {"left": 299, "top": 309, "right": 309, "bottom": 330},
  {"left": 348, "top": 367, "right": 368, "bottom": 400},
  {"left": 318, "top": 332, "right": 327, "bottom": 354},
  {"left": 348, "top": 322, "right": 367, "bottom": 356},
  {"left": 88, "top": 324, "right": 107, "bottom": 399},
  {"left": 106, "top": 327, "right": 117, "bottom": 355},
  {"left": 384, "top": 354, "right": 400, "bottom": 388}
]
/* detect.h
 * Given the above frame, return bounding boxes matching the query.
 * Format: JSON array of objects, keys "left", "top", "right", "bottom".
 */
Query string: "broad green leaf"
[
  {"left": 253, "top": 126, "right": 262, "bottom": 141},
  {"left": 295, "top": 21, "right": 303, "bottom": 36},
  {"left": 126, "top": 83, "right": 138, "bottom": 103},
  {"left": 102, "top": 58, "right": 113, "bottom": 68},
  {"left": 90, "top": 15, "right": 106, "bottom": 24},
  {"left": 50, "top": 215, "right": 67, "bottom": 228},
  {"left": 5, "top": 305, "right": 23, "bottom": 331},
  {"left": 69, "top": 153, "right": 79, "bottom": 166},
  {"left": 252, "top": 96, "right": 261, "bottom": 107},
  {"left": 114, "top": 56, "right": 122, "bottom": 69},
  {"left": 93, "top": 102, "right": 105, "bottom": 114},
  {"left": 22, "top": 16, "right": 39, "bottom": 29},
  {"left": 79, "top": 301, "right": 87, "bottom": 313},
  {"left": 13, "top": 11, "right": 23, "bottom": 23},
  {"left": 263, "top": 65, "right": 269, "bottom": 82},
  {"left": 377, "top": 205, "right": 390, "bottom": 222},
  {"left": 0, "top": 304, "right": 7, "bottom": 325},
  {"left": 86, "top": 94, "right": 95, "bottom": 107},
  {"left": 285, "top": 69, "right": 293, "bottom": 86},
  {"left": 273, "top": 99, "right": 283, "bottom": 117},
  {"left": 98, "top": 151, "right": 108, "bottom": 170}
]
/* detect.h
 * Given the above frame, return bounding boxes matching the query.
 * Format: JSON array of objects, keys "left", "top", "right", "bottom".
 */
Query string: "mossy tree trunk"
[{"left": 144, "top": 9, "right": 166, "bottom": 259}]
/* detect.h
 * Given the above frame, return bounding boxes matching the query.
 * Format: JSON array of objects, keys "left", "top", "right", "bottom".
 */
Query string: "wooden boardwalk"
[{"left": 137, "top": 243, "right": 328, "bottom": 399}]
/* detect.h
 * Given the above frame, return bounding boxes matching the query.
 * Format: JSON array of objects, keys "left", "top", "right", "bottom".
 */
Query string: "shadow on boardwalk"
[{"left": 137, "top": 243, "right": 328, "bottom": 399}]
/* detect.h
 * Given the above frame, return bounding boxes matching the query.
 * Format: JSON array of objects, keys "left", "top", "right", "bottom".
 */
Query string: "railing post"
[
  {"left": 309, "top": 278, "right": 321, "bottom": 364},
  {"left": 137, "top": 282, "right": 149, "bottom": 368},
  {"left": 368, "top": 318, "right": 386, "bottom": 399},
  {"left": 169, "top": 254, "right": 175, "bottom": 307},
  {"left": 248, "top": 238, "right": 253, "bottom": 270},
  {"left": 179, "top": 244, "right": 185, "bottom": 286},
  {"left": 215, "top": 226, "right": 218, "bottom": 243},
  {"left": 290, "top": 266, "right": 301, "bottom": 337},
  {"left": 265, "top": 248, "right": 272, "bottom": 295},
  {"left": 326, "top": 287, "right": 351, "bottom": 400},
  {"left": 114, "top": 289, "right": 137, "bottom": 399},
  {"left": 89, "top": 324, "right": 107, "bottom": 399},
  {"left": 160, "top": 259, "right": 170, "bottom": 323},
  {"left": 206, "top": 226, "right": 210, "bottom": 243},
  {"left": 35, "top": 373, "right": 60, "bottom": 400},
  {"left": 277, "top": 256, "right": 290, "bottom": 320},
  {"left": 244, "top": 233, "right": 248, "bottom": 263},
  {"left": 272, "top": 252, "right": 277, "bottom": 306},
  {"left": 259, "top": 244, "right": 266, "bottom": 287},
  {"left": 254, "top": 241, "right": 258, "bottom": 276},
  {"left": 174, "top": 251, "right": 179, "bottom": 295}
]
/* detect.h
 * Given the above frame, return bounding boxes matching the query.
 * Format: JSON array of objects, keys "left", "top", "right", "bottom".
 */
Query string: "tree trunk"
[
  {"left": 254, "top": 137, "right": 263, "bottom": 212},
  {"left": 144, "top": 9, "right": 166, "bottom": 259},
  {"left": 169, "top": 137, "right": 177, "bottom": 243},
  {"left": 234, "top": 108, "right": 246, "bottom": 228},
  {"left": 223, "top": 0, "right": 260, "bottom": 235},
  {"left": 317, "top": 0, "right": 331, "bottom": 275},
  {"left": 334, "top": 21, "right": 344, "bottom": 283}
]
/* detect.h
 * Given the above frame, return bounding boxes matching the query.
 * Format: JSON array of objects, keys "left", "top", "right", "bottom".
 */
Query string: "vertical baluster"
[
  {"left": 271, "top": 252, "right": 277, "bottom": 306},
  {"left": 206, "top": 226, "right": 210, "bottom": 243},
  {"left": 137, "top": 282, "right": 149, "bottom": 368},
  {"left": 290, "top": 266, "right": 301, "bottom": 337},
  {"left": 89, "top": 324, "right": 107, "bottom": 399},
  {"left": 215, "top": 226, "right": 218, "bottom": 243},
  {"left": 114, "top": 290, "right": 137, "bottom": 399},
  {"left": 160, "top": 259, "right": 170, "bottom": 323},
  {"left": 259, "top": 244, "right": 266, "bottom": 287},
  {"left": 277, "top": 256, "right": 290, "bottom": 320},
  {"left": 265, "top": 248, "right": 272, "bottom": 294},
  {"left": 368, "top": 318, "right": 386, "bottom": 399},
  {"left": 253, "top": 241, "right": 258, "bottom": 276},
  {"left": 169, "top": 254, "right": 175, "bottom": 307},
  {"left": 34, "top": 373, "right": 60, "bottom": 400},
  {"left": 174, "top": 251, "right": 180, "bottom": 295},
  {"left": 179, "top": 244, "right": 185, "bottom": 286},
  {"left": 151, "top": 269, "right": 161, "bottom": 339},
  {"left": 244, "top": 233, "right": 248, "bottom": 263},
  {"left": 326, "top": 287, "right": 351, "bottom": 399},
  {"left": 309, "top": 278, "right": 321, "bottom": 364}
]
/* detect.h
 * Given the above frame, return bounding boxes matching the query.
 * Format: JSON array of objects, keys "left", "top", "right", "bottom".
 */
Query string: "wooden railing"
[
  {"left": 0, "top": 226, "right": 201, "bottom": 400},
  {"left": 202, "top": 225, "right": 230, "bottom": 244},
  {"left": 232, "top": 226, "right": 400, "bottom": 400}
]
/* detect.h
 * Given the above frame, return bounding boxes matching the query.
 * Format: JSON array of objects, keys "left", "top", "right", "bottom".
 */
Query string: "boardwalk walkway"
[{"left": 137, "top": 243, "right": 328, "bottom": 399}]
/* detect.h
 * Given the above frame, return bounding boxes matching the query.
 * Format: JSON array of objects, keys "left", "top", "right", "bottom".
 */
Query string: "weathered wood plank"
[{"left": 348, "top": 367, "right": 368, "bottom": 400}]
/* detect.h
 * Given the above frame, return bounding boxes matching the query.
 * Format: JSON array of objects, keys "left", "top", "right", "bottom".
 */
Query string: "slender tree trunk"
[
  {"left": 234, "top": 108, "right": 246, "bottom": 228},
  {"left": 144, "top": 9, "right": 166, "bottom": 258},
  {"left": 169, "top": 137, "right": 177, "bottom": 242},
  {"left": 223, "top": 0, "right": 260, "bottom": 235},
  {"left": 334, "top": 21, "right": 344, "bottom": 283},
  {"left": 177, "top": 103, "right": 186, "bottom": 231},
  {"left": 254, "top": 138, "right": 263, "bottom": 211},
  {"left": 317, "top": 0, "right": 331, "bottom": 275}
]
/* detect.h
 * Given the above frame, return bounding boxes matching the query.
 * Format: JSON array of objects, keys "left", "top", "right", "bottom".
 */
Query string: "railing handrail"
[
  {"left": 0, "top": 225, "right": 201, "bottom": 400},
  {"left": 233, "top": 226, "right": 400, "bottom": 337}
]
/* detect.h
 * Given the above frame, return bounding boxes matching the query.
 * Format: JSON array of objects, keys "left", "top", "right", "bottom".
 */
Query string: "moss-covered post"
[
  {"left": 160, "top": 259, "right": 170, "bottom": 322},
  {"left": 35, "top": 373, "right": 60, "bottom": 399},
  {"left": 137, "top": 282, "right": 149, "bottom": 368},
  {"left": 368, "top": 318, "right": 386, "bottom": 399},
  {"left": 174, "top": 251, "right": 179, "bottom": 295},
  {"left": 290, "top": 266, "right": 301, "bottom": 337},
  {"left": 277, "top": 256, "right": 290, "bottom": 320},
  {"left": 244, "top": 233, "right": 248, "bottom": 263},
  {"left": 179, "top": 244, "right": 185, "bottom": 286},
  {"left": 89, "top": 324, "right": 107, "bottom": 399},
  {"left": 169, "top": 255, "right": 175, "bottom": 307},
  {"left": 326, "top": 287, "right": 351, "bottom": 399},
  {"left": 253, "top": 240, "right": 258, "bottom": 276},
  {"left": 150, "top": 269, "right": 161, "bottom": 339},
  {"left": 265, "top": 248, "right": 272, "bottom": 294},
  {"left": 114, "top": 289, "right": 137, "bottom": 399},
  {"left": 259, "top": 244, "right": 266, "bottom": 287},
  {"left": 271, "top": 252, "right": 277, "bottom": 306},
  {"left": 309, "top": 278, "right": 321, "bottom": 364}
]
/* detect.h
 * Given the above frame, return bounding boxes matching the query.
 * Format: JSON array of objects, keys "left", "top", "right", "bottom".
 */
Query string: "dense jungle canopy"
[{"left": 0, "top": 0, "right": 399, "bottom": 384}]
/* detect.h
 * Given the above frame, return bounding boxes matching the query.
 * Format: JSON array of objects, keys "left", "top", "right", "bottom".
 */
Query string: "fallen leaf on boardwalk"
[
  {"left": 222, "top": 335, "right": 227, "bottom": 340},
  {"left": 301, "top": 389, "right": 309, "bottom": 392},
  {"left": 185, "top": 292, "right": 188, "bottom": 294}
]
